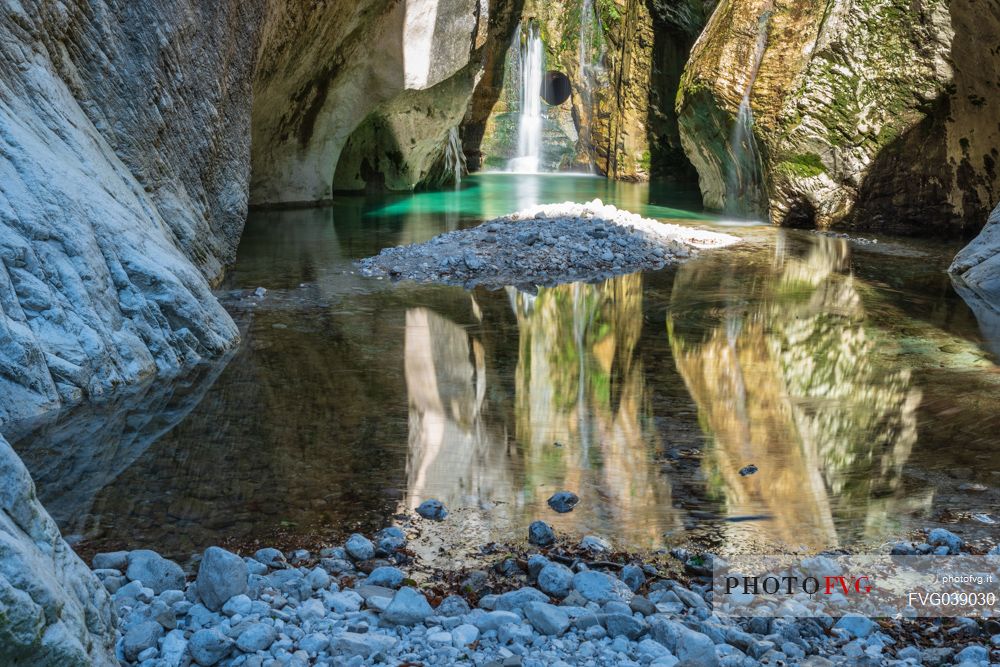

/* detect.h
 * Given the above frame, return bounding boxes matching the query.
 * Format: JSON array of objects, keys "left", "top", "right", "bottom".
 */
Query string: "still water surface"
[{"left": 9, "top": 174, "right": 1000, "bottom": 562}]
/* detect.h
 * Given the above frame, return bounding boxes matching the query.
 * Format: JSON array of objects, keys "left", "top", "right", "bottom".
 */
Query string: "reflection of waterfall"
[
  {"left": 725, "top": 8, "right": 771, "bottom": 217},
  {"left": 513, "top": 275, "right": 675, "bottom": 545},
  {"left": 668, "top": 234, "right": 928, "bottom": 549},
  {"left": 509, "top": 22, "right": 545, "bottom": 173}
]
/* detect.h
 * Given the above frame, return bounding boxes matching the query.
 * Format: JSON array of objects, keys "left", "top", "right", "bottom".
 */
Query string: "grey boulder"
[
  {"left": 382, "top": 586, "right": 433, "bottom": 625},
  {"left": 126, "top": 550, "right": 186, "bottom": 594},
  {"left": 196, "top": 547, "right": 248, "bottom": 611},
  {"left": 189, "top": 627, "right": 233, "bottom": 666}
]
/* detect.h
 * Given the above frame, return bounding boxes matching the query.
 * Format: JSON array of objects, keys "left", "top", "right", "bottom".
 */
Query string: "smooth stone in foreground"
[
  {"left": 189, "top": 627, "right": 233, "bottom": 666},
  {"left": 524, "top": 601, "right": 570, "bottom": 635},
  {"left": 196, "top": 547, "right": 248, "bottom": 611},
  {"left": 345, "top": 533, "right": 375, "bottom": 561},
  {"left": 573, "top": 570, "right": 634, "bottom": 603},
  {"left": 235, "top": 623, "right": 277, "bottom": 652},
  {"left": 538, "top": 562, "right": 574, "bottom": 598},
  {"left": 126, "top": 550, "right": 185, "bottom": 594},
  {"left": 382, "top": 586, "right": 433, "bottom": 625}
]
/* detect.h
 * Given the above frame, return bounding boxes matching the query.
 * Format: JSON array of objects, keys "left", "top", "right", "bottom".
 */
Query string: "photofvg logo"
[{"left": 712, "top": 555, "right": 999, "bottom": 618}]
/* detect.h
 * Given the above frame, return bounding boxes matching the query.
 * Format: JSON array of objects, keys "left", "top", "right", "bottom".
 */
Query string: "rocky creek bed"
[
  {"left": 357, "top": 201, "right": 741, "bottom": 289},
  {"left": 95, "top": 507, "right": 999, "bottom": 667}
]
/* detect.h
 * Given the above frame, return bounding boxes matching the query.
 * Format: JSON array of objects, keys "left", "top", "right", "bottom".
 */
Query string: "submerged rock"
[
  {"left": 547, "top": 490, "right": 580, "bottom": 513},
  {"left": 416, "top": 498, "right": 449, "bottom": 521}
]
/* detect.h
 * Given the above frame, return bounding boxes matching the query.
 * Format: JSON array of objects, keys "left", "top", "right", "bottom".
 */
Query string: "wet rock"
[
  {"left": 529, "top": 520, "right": 556, "bottom": 546},
  {"left": 928, "top": 528, "right": 963, "bottom": 554},
  {"left": 547, "top": 491, "right": 580, "bottom": 513},
  {"left": 416, "top": 499, "right": 449, "bottom": 521},
  {"left": 196, "top": 547, "right": 248, "bottom": 611}
]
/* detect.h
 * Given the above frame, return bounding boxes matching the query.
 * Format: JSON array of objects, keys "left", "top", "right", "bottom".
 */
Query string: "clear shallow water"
[{"left": 7, "top": 174, "right": 1000, "bottom": 563}]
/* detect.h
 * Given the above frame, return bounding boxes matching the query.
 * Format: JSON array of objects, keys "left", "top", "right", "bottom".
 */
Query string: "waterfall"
[
  {"left": 726, "top": 8, "right": 772, "bottom": 216},
  {"left": 509, "top": 22, "right": 545, "bottom": 173},
  {"left": 576, "top": 0, "right": 601, "bottom": 173},
  {"left": 443, "top": 126, "right": 465, "bottom": 187}
]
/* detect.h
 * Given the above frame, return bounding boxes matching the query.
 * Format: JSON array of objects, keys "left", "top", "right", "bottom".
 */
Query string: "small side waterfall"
[
  {"left": 509, "top": 22, "right": 545, "bottom": 173},
  {"left": 725, "top": 8, "right": 772, "bottom": 216},
  {"left": 443, "top": 126, "right": 466, "bottom": 187},
  {"left": 576, "top": 0, "right": 603, "bottom": 173}
]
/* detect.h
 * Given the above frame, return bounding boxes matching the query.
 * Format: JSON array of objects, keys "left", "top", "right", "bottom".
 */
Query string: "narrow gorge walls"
[
  {"left": 677, "top": 0, "right": 1000, "bottom": 235},
  {"left": 0, "top": 0, "right": 253, "bottom": 427}
]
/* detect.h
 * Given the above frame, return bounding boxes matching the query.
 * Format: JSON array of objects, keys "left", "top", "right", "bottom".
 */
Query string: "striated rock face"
[
  {"left": 0, "top": 0, "right": 249, "bottom": 425},
  {"left": 677, "top": 0, "right": 1000, "bottom": 235},
  {"left": 0, "top": 433, "right": 117, "bottom": 665}
]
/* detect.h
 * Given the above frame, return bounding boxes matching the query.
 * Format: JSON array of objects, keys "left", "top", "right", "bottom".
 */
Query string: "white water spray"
[
  {"left": 443, "top": 126, "right": 465, "bottom": 187},
  {"left": 726, "top": 8, "right": 771, "bottom": 216},
  {"left": 509, "top": 22, "right": 545, "bottom": 173}
]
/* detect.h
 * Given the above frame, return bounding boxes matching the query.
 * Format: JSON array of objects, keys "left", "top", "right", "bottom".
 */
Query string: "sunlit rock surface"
[
  {"left": 253, "top": 0, "right": 518, "bottom": 198},
  {"left": 677, "top": 0, "right": 1000, "bottom": 235},
  {"left": 0, "top": 434, "right": 116, "bottom": 665}
]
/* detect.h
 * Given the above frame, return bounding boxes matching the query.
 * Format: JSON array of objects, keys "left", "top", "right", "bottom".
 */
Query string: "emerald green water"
[{"left": 8, "top": 174, "right": 1000, "bottom": 563}]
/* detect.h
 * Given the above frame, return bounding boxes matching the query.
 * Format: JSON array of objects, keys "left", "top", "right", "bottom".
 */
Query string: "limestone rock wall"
[
  {"left": 0, "top": 433, "right": 117, "bottom": 665},
  {"left": 677, "top": 0, "right": 1000, "bottom": 235},
  {"left": 0, "top": 0, "right": 249, "bottom": 426}
]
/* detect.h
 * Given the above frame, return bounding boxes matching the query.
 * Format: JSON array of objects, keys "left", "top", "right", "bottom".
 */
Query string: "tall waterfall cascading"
[
  {"left": 509, "top": 22, "right": 545, "bottom": 173},
  {"left": 726, "top": 8, "right": 772, "bottom": 217}
]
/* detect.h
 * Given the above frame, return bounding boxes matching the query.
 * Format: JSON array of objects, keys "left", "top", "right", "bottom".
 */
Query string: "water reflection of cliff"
[
  {"left": 403, "top": 275, "right": 679, "bottom": 547},
  {"left": 404, "top": 305, "right": 516, "bottom": 544},
  {"left": 668, "top": 235, "right": 928, "bottom": 549}
]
